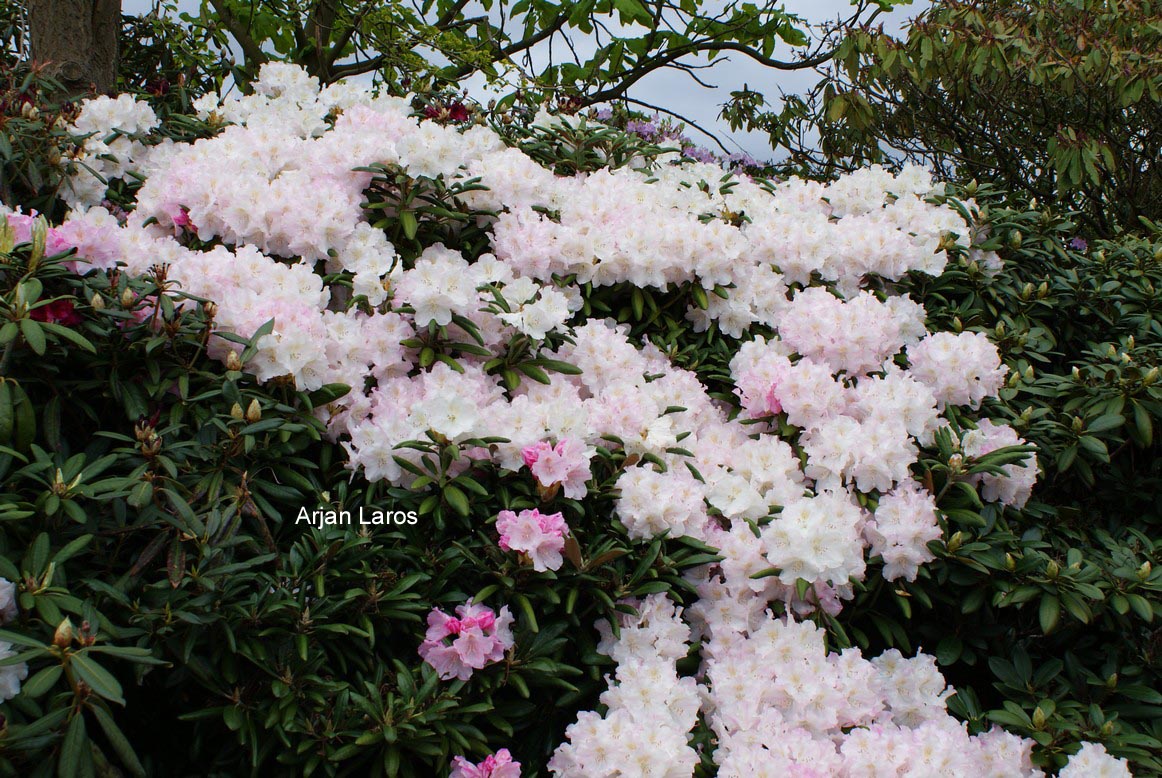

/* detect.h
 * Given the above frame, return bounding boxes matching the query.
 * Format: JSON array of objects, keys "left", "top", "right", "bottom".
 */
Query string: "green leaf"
[
  {"left": 1039, "top": 594, "right": 1060, "bottom": 634},
  {"left": 400, "top": 210, "right": 418, "bottom": 240},
  {"left": 58, "top": 713, "right": 89, "bottom": 778},
  {"left": 22, "top": 663, "right": 62, "bottom": 697},
  {"left": 239, "top": 319, "right": 275, "bottom": 363},
  {"left": 89, "top": 705, "right": 147, "bottom": 778},
  {"left": 19, "top": 318, "right": 46, "bottom": 355},
  {"left": 1132, "top": 401, "right": 1153, "bottom": 446},
  {"left": 935, "top": 636, "right": 963, "bottom": 665},
  {"left": 1127, "top": 594, "right": 1153, "bottom": 623},
  {"left": 53, "top": 534, "right": 94, "bottom": 566},
  {"left": 70, "top": 653, "right": 125, "bottom": 705},
  {"left": 40, "top": 321, "right": 96, "bottom": 353},
  {"left": 443, "top": 484, "right": 471, "bottom": 518}
]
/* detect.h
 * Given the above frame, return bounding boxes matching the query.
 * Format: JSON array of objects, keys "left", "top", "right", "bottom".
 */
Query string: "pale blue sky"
[{"left": 120, "top": 0, "right": 929, "bottom": 160}]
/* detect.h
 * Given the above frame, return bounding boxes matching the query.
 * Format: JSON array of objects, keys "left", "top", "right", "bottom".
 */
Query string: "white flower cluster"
[
  {"left": 46, "top": 64, "right": 1071, "bottom": 773},
  {"left": 962, "top": 418, "right": 1039, "bottom": 508},
  {"left": 908, "top": 331, "right": 1009, "bottom": 409},
  {"left": 1058, "top": 743, "right": 1134, "bottom": 778},
  {"left": 864, "top": 482, "right": 943, "bottom": 582},
  {"left": 549, "top": 595, "right": 701, "bottom": 777},
  {"left": 65, "top": 94, "right": 161, "bottom": 208}
]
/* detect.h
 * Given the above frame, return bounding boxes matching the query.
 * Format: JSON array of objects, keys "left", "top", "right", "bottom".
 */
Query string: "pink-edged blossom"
[
  {"left": 496, "top": 508, "right": 569, "bottom": 572},
  {"left": 419, "top": 600, "right": 514, "bottom": 681},
  {"left": 450, "top": 748, "right": 521, "bottom": 778},
  {"left": 520, "top": 438, "right": 592, "bottom": 499}
]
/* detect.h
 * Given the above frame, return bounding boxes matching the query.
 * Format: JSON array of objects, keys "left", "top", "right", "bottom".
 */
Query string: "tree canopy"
[
  {"left": 113, "top": 0, "right": 898, "bottom": 126},
  {"left": 730, "top": 0, "right": 1162, "bottom": 235}
]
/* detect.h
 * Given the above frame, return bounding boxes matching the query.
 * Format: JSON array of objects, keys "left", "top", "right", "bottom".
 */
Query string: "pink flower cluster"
[
  {"left": 450, "top": 749, "right": 521, "bottom": 778},
  {"left": 521, "top": 439, "right": 592, "bottom": 499},
  {"left": 496, "top": 508, "right": 569, "bottom": 572},
  {"left": 2, "top": 207, "right": 122, "bottom": 271},
  {"left": 418, "top": 600, "right": 514, "bottom": 681}
]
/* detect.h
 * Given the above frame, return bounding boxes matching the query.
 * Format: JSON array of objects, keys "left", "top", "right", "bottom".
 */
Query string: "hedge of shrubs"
[{"left": 0, "top": 61, "right": 1158, "bottom": 777}]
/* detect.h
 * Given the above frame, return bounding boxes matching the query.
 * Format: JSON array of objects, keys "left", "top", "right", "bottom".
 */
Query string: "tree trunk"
[{"left": 28, "top": 0, "right": 120, "bottom": 95}]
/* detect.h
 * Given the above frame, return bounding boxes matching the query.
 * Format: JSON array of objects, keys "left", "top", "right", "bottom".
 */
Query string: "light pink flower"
[
  {"left": 496, "top": 509, "right": 569, "bottom": 572},
  {"left": 450, "top": 748, "right": 521, "bottom": 778},
  {"left": 520, "top": 438, "right": 591, "bottom": 499},
  {"left": 765, "top": 382, "right": 783, "bottom": 415}
]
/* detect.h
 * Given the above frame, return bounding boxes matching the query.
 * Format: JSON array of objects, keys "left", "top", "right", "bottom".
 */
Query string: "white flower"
[
  {"left": 0, "top": 578, "right": 16, "bottom": 625},
  {"left": 0, "top": 641, "right": 28, "bottom": 702}
]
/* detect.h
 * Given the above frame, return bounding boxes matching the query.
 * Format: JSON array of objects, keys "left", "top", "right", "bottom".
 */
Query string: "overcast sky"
[{"left": 120, "top": 0, "right": 929, "bottom": 160}]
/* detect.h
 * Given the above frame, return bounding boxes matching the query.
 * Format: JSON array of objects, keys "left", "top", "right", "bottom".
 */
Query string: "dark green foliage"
[{"left": 841, "top": 186, "right": 1162, "bottom": 774}]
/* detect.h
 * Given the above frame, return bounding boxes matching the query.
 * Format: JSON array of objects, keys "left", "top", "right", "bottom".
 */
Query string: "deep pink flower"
[
  {"left": 450, "top": 748, "right": 521, "bottom": 778},
  {"left": 419, "top": 600, "right": 514, "bottom": 680},
  {"left": 30, "top": 299, "right": 82, "bottom": 326}
]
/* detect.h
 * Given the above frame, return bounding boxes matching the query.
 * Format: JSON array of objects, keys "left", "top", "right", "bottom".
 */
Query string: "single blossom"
[
  {"left": 520, "top": 438, "right": 591, "bottom": 499},
  {"left": 450, "top": 748, "right": 521, "bottom": 778},
  {"left": 496, "top": 508, "right": 569, "bottom": 572},
  {"left": 30, "top": 299, "right": 83, "bottom": 326},
  {"left": 419, "top": 600, "right": 514, "bottom": 681}
]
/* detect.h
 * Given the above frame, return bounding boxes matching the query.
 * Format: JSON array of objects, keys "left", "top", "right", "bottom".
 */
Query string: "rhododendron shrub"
[{"left": 0, "top": 64, "right": 1134, "bottom": 776}]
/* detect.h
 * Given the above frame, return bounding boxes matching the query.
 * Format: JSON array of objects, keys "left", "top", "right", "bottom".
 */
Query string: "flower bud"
[
  {"left": 225, "top": 351, "right": 242, "bottom": 371},
  {"left": 245, "top": 399, "right": 261, "bottom": 423},
  {"left": 1072, "top": 416, "right": 1084, "bottom": 433},
  {"left": 1005, "top": 553, "right": 1016, "bottom": 572},
  {"left": 203, "top": 301, "right": 218, "bottom": 319},
  {"left": 1021, "top": 282, "right": 1034, "bottom": 299},
  {"left": 230, "top": 403, "right": 244, "bottom": 420},
  {"left": 51, "top": 468, "right": 68, "bottom": 496},
  {"left": 121, "top": 288, "right": 136, "bottom": 308},
  {"left": 1145, "top": 367, "right": 1159, "bottom": 385},
  {"left": 53, "top": 617, "right": 75, "bottom": 648},
  {"left": 1009, "top": 230, "right": 1022, "bottom": 248},
  {"left": 1101, "top": 720, "right": 1116, "bottom": 737},
  {"left": 30, "top": 216, "right": 47, "bottom": 268},
  {"left": 1105, "top": 673, "right": 1118, "bottom": 690},
  {"left": 90, "top": 293, "right": 104, "bottom": 310},
  {"left": 995, "top": 321, "right": 1006, "bottom": 338},
  {"left": 946, "top": 531, "right": 965, "bottom": 554},
  {"left": 1032, "top": 706, "right": 1046, "bottom": 729},
  {"left": 1036, "top": 281, "right": 1049, "bottom": 298},
  {"left": 1024, "top": 365, "right": 1034, "bottom": 381},
  {"left": 1139, "top": 561, "right": 1152, "bottom": 581},
  {"left": 1045, "top": 559, "right": 1059, "bottom": 579}
]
